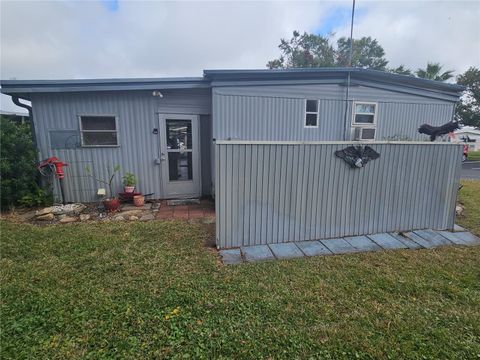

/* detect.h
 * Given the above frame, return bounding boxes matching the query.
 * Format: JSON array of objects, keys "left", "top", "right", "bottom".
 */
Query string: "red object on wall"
[{"left": 38, "top": 156, "right": 68, "bottom": 178}]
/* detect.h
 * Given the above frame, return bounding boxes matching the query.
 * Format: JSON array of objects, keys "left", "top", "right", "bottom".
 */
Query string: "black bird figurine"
[
  {"left": 335, "top": 146, "right": 380, "bottom": 168},
  {"left": 418, "top": 121, "right": 460, "bottom": 141}
]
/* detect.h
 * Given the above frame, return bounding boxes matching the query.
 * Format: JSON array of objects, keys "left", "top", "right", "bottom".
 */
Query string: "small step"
[{"left": 167, "top": 198, "right": 200, "bottom": 206}]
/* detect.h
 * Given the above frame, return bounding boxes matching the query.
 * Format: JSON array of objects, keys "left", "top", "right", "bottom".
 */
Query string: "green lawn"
[
  {"left": 1, "top": 183, "right": 480, "bottom": 359},
  {"left": 467, "top": 150, "right": 480, "bottom": 161},
  {"left": 457, "top": 179, "right": 480, "bottom": 236}
]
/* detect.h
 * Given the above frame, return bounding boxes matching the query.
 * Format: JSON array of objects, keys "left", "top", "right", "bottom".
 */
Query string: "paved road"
[{"left": 462, "top": 160, "right": 480, "bottom": 179}]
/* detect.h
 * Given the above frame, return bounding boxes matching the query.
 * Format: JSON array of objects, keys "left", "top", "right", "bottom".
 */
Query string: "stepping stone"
[
  {"left": 121, "top": 203, "right": 152, "bottom": 211},
  {"left": 415, "top": 229, "right": 452, "bottom": 247},
  {"left": 438, "top": 231, "right": 480, "bottom": 246},
  {"left": 453, "top": 224, "right": 465, "bottom": 232},
  {"left": 344, "top": 235, "right": 382, "bottom": 252},
  {"left": 404, "top": 231, "right": 436, "bottom": 248},
  {"left": 219, "top": 249, "right": 243, "bottom": 265},
  {"left": 321, "top": 238, "right": 359, "bottom": 254},
  {"left": 268, "top": 243, "right": 304, "bottom": 259},
  {"left": 296, "top": 241, "right": 332, "bottom": 256},
  {"left": 389, "top": 232, "right": 423, "bottom": 249},
  {"left": 167, "top": 198, "right": 200, "bottom": 206},
  {"left": 453, "top": 232, "right": 480, "bottom": 245},
  {"left": 241, "top": 245, "right": 275, "bottom": 262},
  {"left": 139, "top": 214, "right": 155, "bottom": 221},
  {"left": 367, "top": 233, "right": 407, "bottom": 250}
]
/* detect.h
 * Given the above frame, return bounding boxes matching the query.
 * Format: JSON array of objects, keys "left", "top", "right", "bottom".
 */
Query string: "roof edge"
[
  {"left": 204, "top": 68, "right": 466, "bottom": 93},
  {"left": 0, "top": 77, "right": 210, "bottom": 94}
]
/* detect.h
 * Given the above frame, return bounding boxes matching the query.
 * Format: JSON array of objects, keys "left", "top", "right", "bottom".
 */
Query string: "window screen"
[
  {"left": 353, "top": 103, "right": 377, "bottom": 124},
  {"left": 50, "top": 130, "right": 80, "bottom": 149},
  {"left": 305, "top": 100, "right": 319, "bottom": 127},
  {"left": 80, "top": 116, "right": 118, "bottom": 146}
]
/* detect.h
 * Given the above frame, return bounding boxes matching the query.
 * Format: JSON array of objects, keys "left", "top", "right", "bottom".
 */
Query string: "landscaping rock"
[
  {"left": 36, "top": 213, "right": 54, "bottom": 221},
  {"left": 121, "top": 203, "right": 152, "bottom": 211},
  {"left": 52, "top": 203, "right": 86, "bottom": 215},
  {"left": 35, "top": 207, "right": 53, "bottom": 217},
  {"left": 119, "top": 209, "right": 143, "bottom": 217},
  {"left": 151, "top": 203, "right": 161, "bottom": 210},
  {"left": 139, "top": 214, "right": 155, "bottom": 221},
  {"left": 57, "top": 214, "right": 67, "bottom": 220},
  {"left": 202, "top": 217, "right": 216, "bottom": 224},
  {"left": 455, "top": 204, "right": 464, "bottom": 216},
  {"left": 129, "top": 216, "right": 139, "bottom": 221},
  {"left": 113, "top": 215, "right": 125, "bottom": 221},
  {"left": 79, "top": 214, "right": 91, "bottom": 221},
  {"left": 59, "top": 216, "right": 77, "bottom": 224}
]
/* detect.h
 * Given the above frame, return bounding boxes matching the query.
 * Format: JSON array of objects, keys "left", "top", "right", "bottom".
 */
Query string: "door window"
[{"left": 165, "top": 119, "right": 193, "bottom": 181}]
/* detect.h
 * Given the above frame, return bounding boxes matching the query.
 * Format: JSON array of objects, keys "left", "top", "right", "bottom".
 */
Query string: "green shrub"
[{"left": 0, "top": 117, "right": 52, "bottom": 209}]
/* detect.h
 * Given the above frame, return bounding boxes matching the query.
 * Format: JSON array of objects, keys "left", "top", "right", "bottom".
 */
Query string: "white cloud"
[
  {"left": 1, "top": 0, "right": 479, "bottom": 112},
  {"left": 331, "top": 1, "right": 480, "bottom": 73}
]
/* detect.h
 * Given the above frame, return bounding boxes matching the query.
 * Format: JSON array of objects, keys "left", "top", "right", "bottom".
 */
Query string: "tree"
[
  {"left": 0, "top": 117, "right": 51, "bottom": 209},
  {"left": 267, "top": 31, "right": 388, "bottom": 70},
  {"left": 336, "top": 36, "right": 388, "bottom": 70},
  {"left": 455, "top": 67, "right": 480, "bottom": 128},
  {"left": 267, "top": 31, "right": 336, "bottom": 69},
  {"left": 388, "top": 65, "right": 413, "bottom": 76},
  {"left": 415, "top": 62, "right": 454, "bottom": 81}
]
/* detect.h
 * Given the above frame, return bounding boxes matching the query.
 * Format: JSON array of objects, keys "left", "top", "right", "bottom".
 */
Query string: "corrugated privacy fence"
[{"left": 215, "top": 141, "right": 462, "bottom": 249}]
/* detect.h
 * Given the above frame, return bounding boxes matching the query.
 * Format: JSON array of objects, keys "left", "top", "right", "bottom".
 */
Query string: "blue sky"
[
  {"left": 101, "top": 0, "right": 119, "bottom": 12},
  {"left": 315, "top": 5, "right": 367, "bottom": 36}
]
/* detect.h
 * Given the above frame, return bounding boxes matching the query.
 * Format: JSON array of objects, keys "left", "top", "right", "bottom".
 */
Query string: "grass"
[
  {"left": 467, "top": 150, "right": 480, "bottom": 161},
  {"left": 1, "top": 183, "right": 479, "bottom": 359},
  {"left": 457, "top": 179, "right": 480, "bottom": 236}
]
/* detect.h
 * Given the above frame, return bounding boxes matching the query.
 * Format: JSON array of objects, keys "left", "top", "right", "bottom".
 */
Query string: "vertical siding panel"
[
  {"left": 231, "top": 145, "right": 240, "bottom": 246},
  {"left": 249, "top": 146, "right": 258, "bottom": 246},
  {"left": 243, "top": 145, "right": 252, "bottom": 246}
]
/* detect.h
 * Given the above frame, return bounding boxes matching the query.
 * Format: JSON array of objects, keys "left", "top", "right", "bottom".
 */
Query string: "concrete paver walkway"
[{"left": 219, "top": 228, "right": 480, "bottom": 265}]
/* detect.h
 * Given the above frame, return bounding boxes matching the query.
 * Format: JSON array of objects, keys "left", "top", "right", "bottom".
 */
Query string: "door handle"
[{"left": 160, "top": 153, "right": 166, "bottom": 161}]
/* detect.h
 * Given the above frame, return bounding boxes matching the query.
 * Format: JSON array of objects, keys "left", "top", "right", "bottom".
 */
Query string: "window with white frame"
[
  {"left": 352, "top": 102, "right": 377, "bottom": 125},
  {"left": 80, "top": 115, "right": 118, "bottom": 146},
  {"left": 305, "top": 99, "right": 319, "bottom": 127}
]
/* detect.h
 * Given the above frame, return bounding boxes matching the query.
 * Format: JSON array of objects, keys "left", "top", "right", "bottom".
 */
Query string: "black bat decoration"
[
  {"left": 335, "top": 145, "right": 380, "bottom": 168},
  {"left": 418, "top": 121, "right": 460, "bottom": 141}
]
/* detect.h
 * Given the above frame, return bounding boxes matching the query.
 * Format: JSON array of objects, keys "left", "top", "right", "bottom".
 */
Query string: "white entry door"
[{"left": 159, "top": 114, "right": 201, "bottom": 198}]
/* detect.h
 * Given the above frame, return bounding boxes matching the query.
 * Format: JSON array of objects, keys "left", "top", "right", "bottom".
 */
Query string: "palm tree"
[{"left": 416, "top": 62, "right": 454, "bottom": 81}]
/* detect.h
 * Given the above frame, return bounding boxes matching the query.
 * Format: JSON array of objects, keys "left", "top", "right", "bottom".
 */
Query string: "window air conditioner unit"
[{"left": 353, "top": 127, "right": 376, "bottom": 140}]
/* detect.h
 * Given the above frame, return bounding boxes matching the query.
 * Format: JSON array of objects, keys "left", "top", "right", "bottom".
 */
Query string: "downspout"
[
  {"left": 11, "top": 96, "right": 42, "bottom": 190},
  {"left": 12, "top": 95, "right": 38, "bottom": 150},
  {"left": 343, "top": 0, "right": 356, "bottom": 140}
]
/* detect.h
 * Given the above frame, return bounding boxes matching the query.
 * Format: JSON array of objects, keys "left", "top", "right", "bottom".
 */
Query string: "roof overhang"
[
  {"left": 0, "top": 77, "right": 210, "bottom": 98},
  {"left": 204, "top": 68, "right": 465, "bottom": 102}
]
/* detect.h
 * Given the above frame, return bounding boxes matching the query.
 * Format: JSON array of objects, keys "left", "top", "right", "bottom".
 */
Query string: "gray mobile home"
[{"left": 1, "top": 68, "right": 465, "bottom": 248}]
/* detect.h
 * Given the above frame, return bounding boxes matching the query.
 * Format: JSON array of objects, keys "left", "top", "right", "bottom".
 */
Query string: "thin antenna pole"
[
  {"left": 348, "top": 0, "right": 356, "bottom": 67},
  {"left": 343, "top": 0, "right": 356, "bottom": 140}
]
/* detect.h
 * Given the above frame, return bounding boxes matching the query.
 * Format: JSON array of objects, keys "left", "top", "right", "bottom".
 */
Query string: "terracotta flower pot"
[
  {"left": 133, "top": 195, "right": 145, "bottom": 207},
  {"left": 103, "top": 198, "right": 120, "bottom": 212},
  {"left": 124, "top": 186, "right": 135, "bottom": 193}
]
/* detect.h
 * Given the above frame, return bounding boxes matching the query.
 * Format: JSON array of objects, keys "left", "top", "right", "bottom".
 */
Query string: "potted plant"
[
  {"left": 122, "top": 172, "right": 136, "bottom": 193},
  {"left": 86, "top": 165, "right": 121, "bottom": 212},
  {"left": 133, "top": 194, "right": 145, "bottom": 207}
]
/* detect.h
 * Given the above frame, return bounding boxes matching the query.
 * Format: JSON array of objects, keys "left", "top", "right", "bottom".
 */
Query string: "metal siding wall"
[
  {"left": 200, "top": 115, "right": 213, "bottom": 195},
  {"left": 215, "top": 142, "right": 462, "bottom": 249},
  {"left": 31, "top": 89, "right": 211, "bottom": 202},
  {"left": 212, "top": 84, "right": 456, "bottom": 142}
]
